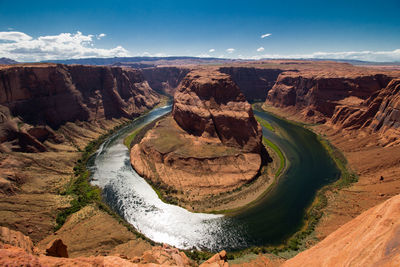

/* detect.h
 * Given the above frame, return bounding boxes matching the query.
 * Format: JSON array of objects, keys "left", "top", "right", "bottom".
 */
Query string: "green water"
[{"left": 227, "top": 109, "right": 340, "bottom": 248}]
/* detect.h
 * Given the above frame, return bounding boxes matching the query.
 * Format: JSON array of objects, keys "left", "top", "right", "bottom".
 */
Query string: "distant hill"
[
  {"left": 41, "top": 56, "right": 236, "bottom": 66},
  {"left": 0, "top": 57, "right": 18, "bottom": 64},
  {"left": 260, "top": 57, "right": 400, "bottom": 66}
]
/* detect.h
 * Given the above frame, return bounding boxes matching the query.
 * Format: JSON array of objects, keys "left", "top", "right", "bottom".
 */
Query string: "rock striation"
[
  {"left": 0, "top": 63, "right": 159, "bottom": 152},
  {"left": 219, "top": 67, "right": 282, "bottom": 101},
  {"left": 172, "top": 70, "right": 263, "bottom": 152},
  {"left": 0, "top": 226, "right": 195, "bottom": 266},
  {"left": 142, "top": 66, "right": 191, "bottom": 95},
  {"left": 283, "top": 193, "right": 400, "bottom": 267},
  {"left": 131, "top": 69, "right": 265, "bottom": 202},
  {"left": 265, "top": 70, "right": 400, "bottom": 143}
]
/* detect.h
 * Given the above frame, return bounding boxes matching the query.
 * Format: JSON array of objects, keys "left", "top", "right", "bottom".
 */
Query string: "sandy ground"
[{"left": 0, "top": 117, "right": 152, "bottom": 258}]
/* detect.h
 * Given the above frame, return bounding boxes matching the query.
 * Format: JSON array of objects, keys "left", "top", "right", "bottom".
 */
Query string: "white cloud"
[
  {"left": 0, "top": 31, "right": 32, "bottom": 42},
  {"left": 261, "top": 33, "right": 271, "bottom": 38},
  {"left": 209, "top": 48, "right": 215, "bottom": 53},
  {"left": 251, "top": 48, "right": 400, "bottom": 62},
  {"left": 141, "top": 51, "right": 168, "bottom": 57},
  {"left": 97, "top": 33, "right": 106, "bottom": 40},
  {"left": 226, "top": 48, "right": 235, "bottom": 53},
  {"left": 257, "top": 47, "right": 265, "bottom": 52},
  {"left": 0, "top": 31, "right": 130, "bottom": 62}
]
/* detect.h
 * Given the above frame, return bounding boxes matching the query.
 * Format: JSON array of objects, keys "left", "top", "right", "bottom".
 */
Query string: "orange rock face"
[
  {"left": 172, "top": 70, "right": 262, "bottom": 153},
  {"left": 131, "top": 69, "right": 265, "bottom": 201},
  {"left": 142, "top": 66, "right": 191, "bottom": 95},
  {"left": 0, "top": 228, "right": 194, "bottom": 267},
  {"left": 265, "top": 70, "right": 400, "bottom": 143},
  {"left": 0, "top": 63, "right": 159, "bottom": 152},
  {"left": 283, "top": 193, "right": 400, "bottom": 267}
]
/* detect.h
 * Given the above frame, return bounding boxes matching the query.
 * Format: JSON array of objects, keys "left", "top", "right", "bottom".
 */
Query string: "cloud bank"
[
  {"left": 209, "top": 48, "right": 215, "bottom": 53},
  {"left": 226, "top": 48, "right": 235, "bottom": 53},
  {"left": 0, "top": 31, "right": 130, "bottom": 62},
  {"left": 257, "top": 47, "right": 265, "bottom": 52},
  {"left": 252, "top": 49, "right": 400, "bottom": 62}
]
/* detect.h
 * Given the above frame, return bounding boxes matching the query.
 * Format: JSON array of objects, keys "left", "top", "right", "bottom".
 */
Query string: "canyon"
[
  {"left": 0, "top": 60, "right": 400, "bottom": 266},
  {"left": 130, "top": 69, "right": 269, "bottom": 210}
]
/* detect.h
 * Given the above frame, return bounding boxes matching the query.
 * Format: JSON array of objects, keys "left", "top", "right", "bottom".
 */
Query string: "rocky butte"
[{"left": 130, "top": 69, "right": 267, "bottom": 209}]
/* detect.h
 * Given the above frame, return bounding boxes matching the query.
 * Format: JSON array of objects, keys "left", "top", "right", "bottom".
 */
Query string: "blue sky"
[{"left": 0, "top": 0, "right": 399, "bottom": 62}]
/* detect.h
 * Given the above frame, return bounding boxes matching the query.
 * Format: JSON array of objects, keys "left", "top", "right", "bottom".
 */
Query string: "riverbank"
[
  {"left": 126, "top": 112, "right": 286, "bottom": 213},
  {"left": 257, "top": 103, "right": 362, "bottom": 250}
]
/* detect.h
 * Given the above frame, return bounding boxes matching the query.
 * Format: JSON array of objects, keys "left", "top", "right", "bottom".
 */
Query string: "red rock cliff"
[
  {"left": 0, "top": 63, "right": 159, "bottom": 152},
  {"left": 265, "top": 70, "right": 400, "bottom": 143},
  {"left": 141, "top": 66, "right": 190, "bottom": 95},
  {"left": 172, "top": 69, "right": 262, "bottom": 153},
  {"left": 219, "top": 67, "right": 282, "bottom": 101}
]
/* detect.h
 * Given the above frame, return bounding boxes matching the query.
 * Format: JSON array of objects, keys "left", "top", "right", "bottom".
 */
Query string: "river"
[{"left": 89, "top": 105, "right": 340, "bottom": 251}]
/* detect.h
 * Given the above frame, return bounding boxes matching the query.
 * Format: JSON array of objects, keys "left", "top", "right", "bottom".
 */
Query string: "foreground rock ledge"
[{"left": 131, "top": 69, "right": 266, "bottom": 202}]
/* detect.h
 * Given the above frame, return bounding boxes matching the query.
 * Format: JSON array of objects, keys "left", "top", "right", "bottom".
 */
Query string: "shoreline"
[
  {"left": 126, "top": 111, "right": 288, "bottom": 214},
  {"left": 258, "top": 103, "right": 358, "bottom": 253}
]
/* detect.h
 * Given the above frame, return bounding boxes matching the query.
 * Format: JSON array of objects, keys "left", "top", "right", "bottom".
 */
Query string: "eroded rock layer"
[
  {"left": 283, "top": 193, "right": 400, "bottom": 267},
  {"left": 219, "top": 66, "right": 282, "bottom": 101},
  {"left": 265, "top": 70, "right": 400, "bottom": 144},
  {"left": 131, "top": 69, "right": 265, "bottom": 199},
  {"left": 141, "top": 66, "right": 191, "bottom": 95},
  {"left": 0, "top": 63, "right": 159, "bottom": 152},
  {"left": 172, "top": 70, "right": 262, "bottom": 153}
]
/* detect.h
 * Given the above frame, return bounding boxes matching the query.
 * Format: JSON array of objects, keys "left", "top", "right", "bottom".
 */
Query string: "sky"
[{"left": 0, "top": 0, "right": 399, "bottom": 62}]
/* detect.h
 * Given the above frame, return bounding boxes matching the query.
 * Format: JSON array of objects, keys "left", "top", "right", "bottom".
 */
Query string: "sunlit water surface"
[{"left": 89, "top": 105, "right": 340, "bottom": 251}]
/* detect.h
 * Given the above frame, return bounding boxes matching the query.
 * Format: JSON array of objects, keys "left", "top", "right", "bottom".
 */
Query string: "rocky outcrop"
[
  {"left": 0, "top": 226, "right": 195, "bottom": 266},
  {"left": 220, "top": 67, "right": 282, "bottom": 101},
  {"left": 0, "top": 226, "right": 34, "bottom": 253},
  {"left": 131, "top": 70, "right": 265, "bottom": 203},
  {"left": 283, "top": 193, "right": 400, "bottom": 267},
  {"left": 0, "top": 64, "right": 159, "bottom": 152},
  {"left": 265, "top": 71, "right": 400, "bottom": 142},
  {"left": 172, "top": 70, "right": 262, "bottom": 153},
  {"left": 199, "top": 250, "right": 228, "bottom": 267},
  {"left": 142, "top": 66, "right": 191, "bottom": 95},
  {"left": 266, "top": 72, "right": 390, "bottom": 118},
  {"left": 45, "top": 239, "right": 68, "bottom": 258}
]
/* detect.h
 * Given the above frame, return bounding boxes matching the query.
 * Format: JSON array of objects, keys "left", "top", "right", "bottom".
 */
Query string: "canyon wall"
[
  {"left": 219, "top": 67, "right": 282, "bottom": 101},
  {"left": 141, "top": 66, "right": 191, "bottom": 95},
  {"left": 283, "top": 193, "right": 400, "bottom": 267},
  {"left": 265, "top": 71, "right": 400, "bottom": 143},
  {"left": 0, "top": 64, "right": 159, "bottom": 152}
]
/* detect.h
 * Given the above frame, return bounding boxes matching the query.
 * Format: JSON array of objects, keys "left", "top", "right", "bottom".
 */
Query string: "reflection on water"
[
  {"left": 89, "top": 105, "right": 340, "bottom": 251},
  {"left": 90, "top": 106, "right": 248, "bottom": 251}
]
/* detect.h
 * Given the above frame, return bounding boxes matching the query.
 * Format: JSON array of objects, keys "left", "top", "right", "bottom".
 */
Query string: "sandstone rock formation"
[
  {"left": 265, "top": 69, "right": 400, "bottom": 143},
  {"left": 219, "top": 67, "right": 282, "bottom": 101},
  {"left": 283, "top": 193, "right": 400, "bottom": 267},
  {"left": 0, "top": 226, "right": 34, "bottom": 253},
  {"left": 199, "top": 250, "right": 228, "bottom": 267},
  {"left": 131, "top": 69, "right": 265, "bottom": 203},
  {"left": 172, "top": 70, "right": 262, "bottom": 153},
  {"left": 45, "top": 239, "right": 68, "bottom": 258},
  {"left": 0, "top": 226, "right": 195, "bottom": 266},
  {"left": 142, "top": 66, "right": 191, "bottom": 95},
  {"left": 266, "top": 72, "right": 390, "bottom": 119},
  {"left": 0, "top": 63, "right": 159, "bottom": 152}
]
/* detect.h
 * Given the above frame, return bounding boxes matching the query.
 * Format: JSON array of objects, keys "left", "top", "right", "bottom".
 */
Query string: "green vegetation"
[
  {"left": 56, "top": 125, "right": 124, "bottom": 230},
  {"left": 255, "top": 115, "right": 274, "bottom": 132},
  {"left": 124, "top": 126, "right": 143, "bottom": 148},
  {"left": 262, "top": 136, "right": 285, "bottom": 177}
]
